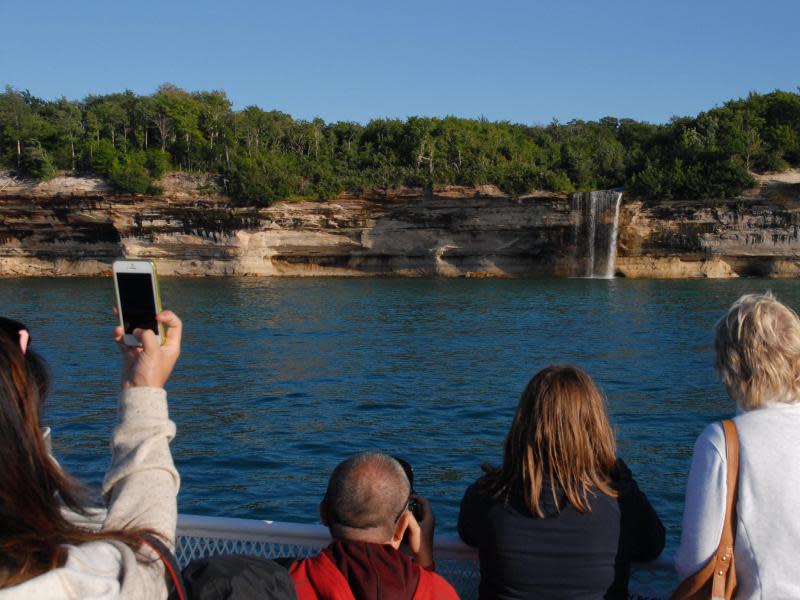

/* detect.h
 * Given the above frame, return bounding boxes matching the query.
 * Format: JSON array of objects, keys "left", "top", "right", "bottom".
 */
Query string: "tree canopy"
[{"left": 2, "top": 84, "right": 799, "bottom": 203}]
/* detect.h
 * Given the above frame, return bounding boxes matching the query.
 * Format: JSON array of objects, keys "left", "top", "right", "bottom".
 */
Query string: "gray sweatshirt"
[
  {"left": 0, "top": 387, "right": 180, "bottom": 600},
  {"left": 675, "top": 402, "right": 800, "bottom": 599}
]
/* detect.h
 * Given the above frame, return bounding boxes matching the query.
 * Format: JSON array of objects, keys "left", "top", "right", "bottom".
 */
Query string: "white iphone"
[{"left": 112, "top": 259, "right": 164, "bottom": 346}]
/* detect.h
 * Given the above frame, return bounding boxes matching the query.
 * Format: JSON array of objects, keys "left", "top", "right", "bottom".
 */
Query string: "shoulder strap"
[
  {"left": 710, "top": 420, "right": 739, "bottom": 600},
  {"left": 670, "top": 420, "right": 740, "bottom": 600},
  {"left": 141, "top": 534, "right": 188, "bottom": 600}
]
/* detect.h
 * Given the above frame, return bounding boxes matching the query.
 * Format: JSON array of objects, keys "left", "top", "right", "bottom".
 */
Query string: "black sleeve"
[
  {"left": 458, "top": 480, "right": 487, "bottom": 548},
  {"left": 616, "top": 459, "right": 666, "bottom": 562}
]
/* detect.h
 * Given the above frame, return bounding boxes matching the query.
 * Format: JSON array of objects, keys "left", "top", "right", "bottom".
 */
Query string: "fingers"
[
  {"left": 115, "top": 309, "right": 182, "bottom": 389},
  {"left": 404, "top": 511, "right": 422, "bottom": 554},
  {"left": 112, "top": 307, "right": 130, "bottom": 350},
  {"left": 113, "top": 326, "right": 137, "bottom": 354},
  {"left": 136, "top": 328, "right": 161, "bottom": 355},
  {"left": 156, "top": 310, "right": 182, "bottom": 351},
  {"left": 413, "top": 495, "right": 433, "bottom": 521},
  {"left": 404, "top": 510, "right": 433, "bottom": 568}
]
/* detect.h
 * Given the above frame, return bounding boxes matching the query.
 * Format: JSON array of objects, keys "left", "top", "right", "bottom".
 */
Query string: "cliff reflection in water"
[{"left": 1, "top": 276, "right": 798, "bottom": 556}]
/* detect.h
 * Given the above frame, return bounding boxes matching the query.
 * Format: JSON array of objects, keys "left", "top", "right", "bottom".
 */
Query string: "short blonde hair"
[{"left": 715, "top": 292, "right": 800, "bottom": 409}]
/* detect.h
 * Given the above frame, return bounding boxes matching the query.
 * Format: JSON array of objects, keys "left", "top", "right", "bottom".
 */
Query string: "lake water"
[{"left": 1, "top": 277, "right": 795, "bottom": 558}]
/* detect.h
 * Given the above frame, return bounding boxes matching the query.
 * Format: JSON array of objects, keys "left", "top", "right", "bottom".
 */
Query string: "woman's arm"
[
  {"left": 458, "top": 481, "right": 487, "bottom": 547},
  {"left": 101, "top": 387, "right": 179, "bottom": 544},
  {"left": 617, "top": 459, "right": 666, "bottom": 561},
  {"left": 674, "top": 422, "right": 727, "bottom": 579},
  {"left": 101, "top": 311, "right": 183, "bottom": 547}
]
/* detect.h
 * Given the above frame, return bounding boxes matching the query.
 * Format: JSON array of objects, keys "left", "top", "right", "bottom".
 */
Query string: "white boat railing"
[{"left": 176, "top": 513, "right": 675, "bottom": 599}]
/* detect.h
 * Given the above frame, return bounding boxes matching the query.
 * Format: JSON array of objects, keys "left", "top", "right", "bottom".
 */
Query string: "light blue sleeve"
[{"left": 674, "top": 421, "right": 727, "bottom": 579}]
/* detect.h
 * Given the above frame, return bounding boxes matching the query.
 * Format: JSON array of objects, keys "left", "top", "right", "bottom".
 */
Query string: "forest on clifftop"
[{"left": 1, "top": 85, "right": 799, "bottom": 204}]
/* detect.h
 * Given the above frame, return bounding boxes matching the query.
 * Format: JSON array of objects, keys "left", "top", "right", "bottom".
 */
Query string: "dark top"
[{"left": 458, "top": 459, "right": 665, "bottom": 600}]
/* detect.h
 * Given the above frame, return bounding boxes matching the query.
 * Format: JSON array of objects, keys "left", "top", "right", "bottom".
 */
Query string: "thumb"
[{"left": 136, "top": 329, "right": 160, "bottom": 355}]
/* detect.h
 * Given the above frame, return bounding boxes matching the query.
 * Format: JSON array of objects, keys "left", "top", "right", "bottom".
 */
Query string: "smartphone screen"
[{"left": 116, "top": 273, "right": 158, "bottom": 335}]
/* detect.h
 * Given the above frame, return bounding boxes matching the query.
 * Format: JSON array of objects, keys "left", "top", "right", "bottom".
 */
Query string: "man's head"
[{"left": 320, "top": 452, "right": 412, "bottom": 545}]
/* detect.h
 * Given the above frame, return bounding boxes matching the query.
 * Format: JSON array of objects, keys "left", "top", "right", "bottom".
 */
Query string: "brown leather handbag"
[{"left": 671, "top": 420, "right": 739, "bottom": 600}]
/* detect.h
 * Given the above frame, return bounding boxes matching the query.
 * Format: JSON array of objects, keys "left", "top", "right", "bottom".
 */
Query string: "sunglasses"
[
  {"left": 392, "top": 456, "right": 424, "bottom": 523},
  {"left": 393, "top": 495, "right": 413, "bottom": 523}
]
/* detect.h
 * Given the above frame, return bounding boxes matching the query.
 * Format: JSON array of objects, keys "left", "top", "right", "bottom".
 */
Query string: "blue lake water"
[{"left": 1, "top": 276, "right": 796, "bottom": 558}]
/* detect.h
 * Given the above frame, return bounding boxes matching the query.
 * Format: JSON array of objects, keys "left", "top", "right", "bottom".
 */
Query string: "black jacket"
[{"left": 458, "top": 459, "right": 665, "bottom": 600}]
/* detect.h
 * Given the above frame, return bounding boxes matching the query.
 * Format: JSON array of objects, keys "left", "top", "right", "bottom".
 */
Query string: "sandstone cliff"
[
  {"left": 616, "top": 171, "right": 800, "bottom": 278},
  {"left": 0, "top": 174, "right": 575, "bottom": 277},
  {"left": 0, "top": 171, "right": 799, "bottom": 278}
]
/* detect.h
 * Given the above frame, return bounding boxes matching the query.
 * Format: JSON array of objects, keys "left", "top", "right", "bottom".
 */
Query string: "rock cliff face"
[
  {"left": 615, "top": 172, "right": 800, "bottom": 278},
  {"left": 0, "top": 172, "right": 799, "bottom": 278},
  {"left": 0, "top": 174, "right": 576, "bottom": 277}
]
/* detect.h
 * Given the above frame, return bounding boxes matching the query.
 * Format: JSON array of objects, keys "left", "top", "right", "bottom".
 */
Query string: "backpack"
[{"left": 175, "top": 554, "right": 298, "bottom": 600}]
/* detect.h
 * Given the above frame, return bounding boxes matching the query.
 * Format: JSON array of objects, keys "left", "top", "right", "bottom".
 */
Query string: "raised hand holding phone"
[
  {"left": 113, "top": 259, "right": 164, "bottom": 346},
  {"left": 115, "top": 310, "right": 182, "bottom": 389}
]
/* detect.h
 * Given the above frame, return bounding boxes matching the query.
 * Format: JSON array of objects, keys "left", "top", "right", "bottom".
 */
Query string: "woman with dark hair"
[
  {"left": 0, "top": 311, "right": 182, "bottom": 598},
  {"left": 458, "top": 365, "right": 665, "bottom": 599}
]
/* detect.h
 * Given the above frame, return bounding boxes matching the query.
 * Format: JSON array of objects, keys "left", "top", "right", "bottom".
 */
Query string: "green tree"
[
  {"left": 0, "top": 86, "right": 32, "bottom": 170},
  {"left": 110, "top": 150, "right": 151, "bottom": 193},
  {"left": 20, "top": 142, "right": 56, "bottom": 180}
]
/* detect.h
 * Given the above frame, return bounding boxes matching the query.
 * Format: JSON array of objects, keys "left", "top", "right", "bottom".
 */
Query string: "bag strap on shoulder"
[
  {"left": 710, "top": 419, "right": 739, "bottom": 600},
  {"left": 141, "top": 534, "right": 188, "bottom": 600},
  {"left": 670, "top": 419, "right": 740, "bottom": 600}
]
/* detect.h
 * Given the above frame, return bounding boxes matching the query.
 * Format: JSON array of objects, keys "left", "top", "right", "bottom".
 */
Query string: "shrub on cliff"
[
  {"left": 226, "top": 154, "right": 298, "bottom": 205},
  {"left": 110, "top": 163, "right": 151, "bottom": 194},
  {"left": 146, "top": 148, "right": 171, "bottom": 178},
  {"left": 109, "top": 151, "right": 153, "bottom": 194},
  {"left": 91, "top": 139, "right": 120, "bottom": 176},
  {"left": 541, "top": 170, "right": 574, "bottom": 194},
  {"left": 630, "top": 156, "right": 755, "bottom": 201},
  {"left": 20, "top": 142, "right": 56, "bottom": 180}
]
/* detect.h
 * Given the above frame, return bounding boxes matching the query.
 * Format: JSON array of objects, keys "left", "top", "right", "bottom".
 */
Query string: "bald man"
[{"left": 290, "top": 452, "right": 459, "bottom": 600}]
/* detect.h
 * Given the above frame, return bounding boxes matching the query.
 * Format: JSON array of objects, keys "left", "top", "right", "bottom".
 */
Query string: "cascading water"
[
  {"left": 586, "top": 194, "right": 597, "bottom": 277},
  {"left": 604, "top": 192, "right": 622, "bottom": 278},
  {"left": 571, "top": 190, "right": 623, "bottom": 278}
]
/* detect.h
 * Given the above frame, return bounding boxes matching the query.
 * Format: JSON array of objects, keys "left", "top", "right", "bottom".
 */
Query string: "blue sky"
[{"left": 1, "top": 0, "right": 798, "bottom": 125}]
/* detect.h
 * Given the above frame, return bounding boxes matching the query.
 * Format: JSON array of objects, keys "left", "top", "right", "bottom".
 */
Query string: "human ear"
[
  {"left": 319, "top": 501, "right": 330, "bottom": 526},
  {"left": 390, "top": 512, "right": 410, "bottom": 549}
]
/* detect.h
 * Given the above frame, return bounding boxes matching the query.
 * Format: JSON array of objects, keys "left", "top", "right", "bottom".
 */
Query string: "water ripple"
[{"left": 1, "top": 276, "right": 795, "bottom": 557}]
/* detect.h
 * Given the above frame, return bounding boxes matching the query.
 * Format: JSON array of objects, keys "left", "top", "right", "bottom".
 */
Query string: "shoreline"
[{"left": 1, "top": 172, "right": 799, "bottom": 279}]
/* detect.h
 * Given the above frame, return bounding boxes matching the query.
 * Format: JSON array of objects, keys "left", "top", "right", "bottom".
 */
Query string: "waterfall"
[
  {"left": 586, "top": 194, "right": 597, "bottom": 277},
  {"left": 603, "top": 192, "right": 622, "bottom": 278},
  {"left": 571, "top": 190, "right": 623, "bottom": 278}
]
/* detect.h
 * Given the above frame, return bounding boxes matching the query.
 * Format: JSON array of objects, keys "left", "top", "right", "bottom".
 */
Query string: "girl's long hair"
[
  {"left": 482, "top": 365, "right": 618, "bottom": 517},
  {"left": 0, "top": 318, "right": 153, "bottom": 588}
]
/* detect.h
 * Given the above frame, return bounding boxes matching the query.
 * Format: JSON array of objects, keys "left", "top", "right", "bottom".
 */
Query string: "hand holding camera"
[{"left": 405, "top": 494, "right": 435, "bottom": 569}]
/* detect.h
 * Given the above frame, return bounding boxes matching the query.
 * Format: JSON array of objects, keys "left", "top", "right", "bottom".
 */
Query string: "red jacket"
[{"left": 290, "top": 540, "right": 460, "bottom": 600}]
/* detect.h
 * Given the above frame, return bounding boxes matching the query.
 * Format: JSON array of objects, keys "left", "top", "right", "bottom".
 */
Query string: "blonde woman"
[
  {"left": 459, "top": 365, "right": 664, "bottom": 600},
  {"left": 676, "top": 293, "right": 800, "bottom": 598}
]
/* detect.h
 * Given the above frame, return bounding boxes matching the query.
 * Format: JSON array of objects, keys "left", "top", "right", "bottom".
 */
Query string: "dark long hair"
[
  {"left": 482, "top": 365, "right": 618, "bottom": 517},
  {"left": 0, "top": 318, "right": 152, "bottom": 588}
]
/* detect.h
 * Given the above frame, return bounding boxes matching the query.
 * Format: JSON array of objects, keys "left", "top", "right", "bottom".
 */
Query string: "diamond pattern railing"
[{"left": 176, "top": 514, "right": 674, "bottom": 600}]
